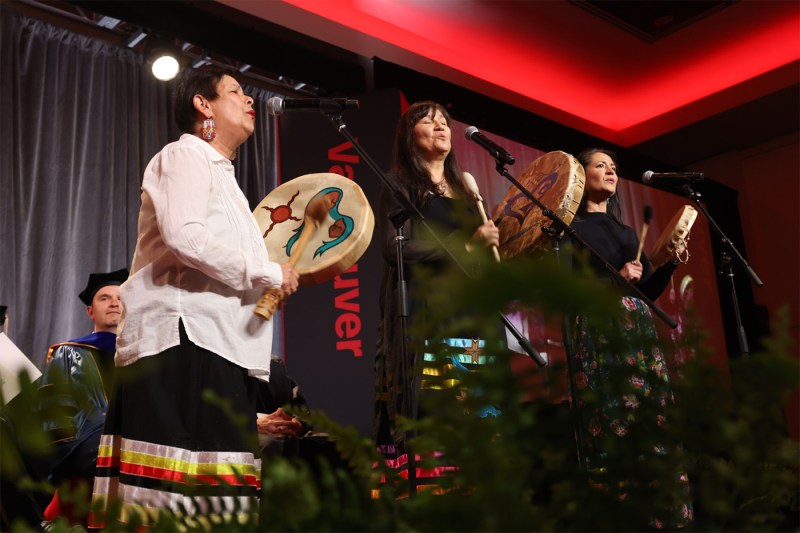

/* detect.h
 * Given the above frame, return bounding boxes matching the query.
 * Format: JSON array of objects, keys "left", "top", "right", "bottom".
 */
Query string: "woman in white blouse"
[{"left": 90, "top": 68, "right": 298, "bottom": 528}]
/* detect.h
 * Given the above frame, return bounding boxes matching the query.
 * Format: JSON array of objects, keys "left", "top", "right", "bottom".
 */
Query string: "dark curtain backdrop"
[{"left": 0, "top": 4, "right": 282, "bottom": 369}]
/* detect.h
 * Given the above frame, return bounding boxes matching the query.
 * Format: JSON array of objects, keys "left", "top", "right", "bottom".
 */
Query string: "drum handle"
[
  {"left": 462, "top": 172, "right": 500, "bottom": 263},
  {"left": 254, "top": 193, "right": 332, "bottom": 320},
  {"left": 635, "top": 224, "right": 649, "bottom": 262},
  {"left": 635, "top": 205, "right": 653, "bottom": 262},
  {"left": 253, "top": 221, "right": 317, "bottom": 320},
  {"left": 476, "top": 201, "right": 501, "bottom": 263}
]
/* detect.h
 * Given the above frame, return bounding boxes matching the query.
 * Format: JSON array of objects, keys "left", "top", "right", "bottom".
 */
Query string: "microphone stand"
[
  {"left": 681, "top": 183, "right": 762, "bottom": 357},
  {"left": 492, "top": 161, "right": 678, "bottom": 330},
  {"left": 320, "top": 110, "right": 545, "bottom": 497},
  {"left": 544, "top": 233, "right": 588, "bottom": 466}
]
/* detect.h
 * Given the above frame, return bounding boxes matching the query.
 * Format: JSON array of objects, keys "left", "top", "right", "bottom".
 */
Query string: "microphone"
[
  {"left": 266, "top": 96, "right": 359, "bottom": 116},
  {"left": 641, "top": 170, "right": 704, "bottom": 184},
  {"left": 464, "top": 126, "right": 515, "bottom": 165}
]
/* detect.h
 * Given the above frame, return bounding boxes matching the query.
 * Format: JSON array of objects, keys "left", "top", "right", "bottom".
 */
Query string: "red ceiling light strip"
[{"left": 244, "top": 0, "right": 799, "bottom": 143}]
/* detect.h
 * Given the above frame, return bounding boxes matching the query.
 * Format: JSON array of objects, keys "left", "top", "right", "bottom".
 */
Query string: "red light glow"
[{"left": 227, "top": 0, "right": 800, "bottom": 145}]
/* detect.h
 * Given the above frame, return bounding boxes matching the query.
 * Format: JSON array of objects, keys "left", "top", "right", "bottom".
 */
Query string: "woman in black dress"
[
  {"left": 373, "top": 101, "right": 500, "bottom": 448},
  {"left": 569, "top": 147, "right": 692, "bottom": 527}
]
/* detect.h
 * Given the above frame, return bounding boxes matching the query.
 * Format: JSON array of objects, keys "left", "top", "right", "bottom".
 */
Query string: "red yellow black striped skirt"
[{"left": 89, "top": 329, "right": 261, "bottom": 529}]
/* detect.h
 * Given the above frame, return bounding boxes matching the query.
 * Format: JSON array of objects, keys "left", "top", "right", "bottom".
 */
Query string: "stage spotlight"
[
  {"left": 146, "top": 37, "right": 181, "bottom": 81},
  {"left": 152, "top": 53, "right": 180, "bottom": 80}
]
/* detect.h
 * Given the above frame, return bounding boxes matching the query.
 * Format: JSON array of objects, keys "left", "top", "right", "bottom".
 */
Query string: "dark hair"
[
  {"left": 391, "top": 101, "right": 473, "bottom": 207},
  {"left": 576, "top": 147, "right": 623, "bottom": 224},
  {"left": 173, "top": 67, "right": 231, "bottom": 134}
]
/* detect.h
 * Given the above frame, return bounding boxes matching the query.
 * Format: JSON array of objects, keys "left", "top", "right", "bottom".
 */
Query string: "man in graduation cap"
[
  {"left": 37, "top": 268, "right": 128, "bottom": 524},
  {"left": 58, "top": 268, "right": 127, "bottom": 354}
]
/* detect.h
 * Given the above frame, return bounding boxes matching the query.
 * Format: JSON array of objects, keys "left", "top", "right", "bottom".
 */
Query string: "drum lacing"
[{"left": 675, "top": 236, "right": 691, "bottom": 264}]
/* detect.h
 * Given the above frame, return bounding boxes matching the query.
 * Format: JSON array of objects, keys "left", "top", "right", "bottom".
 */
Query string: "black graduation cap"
[{"left": 78, "top": 268, "right": 129, "bottom": 305}]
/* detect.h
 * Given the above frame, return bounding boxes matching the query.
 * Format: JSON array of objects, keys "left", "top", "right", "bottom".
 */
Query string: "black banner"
[{"left": 276, "top": 89, "right": 402, "bottom": 436}]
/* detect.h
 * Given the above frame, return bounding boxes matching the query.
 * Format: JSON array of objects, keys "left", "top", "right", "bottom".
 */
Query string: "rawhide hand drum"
[
  {"left": 253, "top": 173, "right": 374, "bottom": 285},
  {"left": 649, "top": 205, "right": 697, "bottom": 267},
  {"left": 492, "top": 151, "right": 585, "bottom": 259}
]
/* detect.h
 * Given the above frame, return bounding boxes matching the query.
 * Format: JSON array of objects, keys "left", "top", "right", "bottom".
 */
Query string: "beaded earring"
[{"left": 201, "top": 117, "right": 216, "bottom": 142}]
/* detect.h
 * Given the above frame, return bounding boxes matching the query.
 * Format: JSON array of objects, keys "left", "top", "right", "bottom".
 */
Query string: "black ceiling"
[
  {"left": 60, "top": 0, "right": 366, "bottom": 96},
  {"left": 571, "top": 0, "right": 737, "bottom": 42},
  {"left": 633, "top": 84, "right": 800, "bottom": 167}
]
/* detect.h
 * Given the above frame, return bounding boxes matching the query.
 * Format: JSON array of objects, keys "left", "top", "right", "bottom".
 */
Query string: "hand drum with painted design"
[
  {"left": 253, "top": 173, "right": 374, "bottom": 286},
  {"left": 492, "top": 151, "right": 585, "bottom": 259}
]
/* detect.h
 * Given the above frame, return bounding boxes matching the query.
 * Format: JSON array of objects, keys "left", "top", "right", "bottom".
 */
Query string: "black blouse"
[{"left": 570, "top": 212, "right": 676, "bottom": 300}]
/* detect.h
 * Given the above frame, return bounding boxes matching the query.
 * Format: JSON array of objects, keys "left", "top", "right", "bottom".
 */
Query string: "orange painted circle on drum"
[
  {"left": 253, "top": 173, "right": 375, "bottom": 285},
  {"left": 650, "top": 205, "right": 697, "bottom": 267},
  {"left": 492, "top": 151, "right": 585, "bottom": 259}
]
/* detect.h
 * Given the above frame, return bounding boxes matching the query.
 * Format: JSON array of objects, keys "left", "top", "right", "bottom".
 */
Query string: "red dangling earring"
[{"left": 201, "top": 117, "right": 216, "bottom": 142}]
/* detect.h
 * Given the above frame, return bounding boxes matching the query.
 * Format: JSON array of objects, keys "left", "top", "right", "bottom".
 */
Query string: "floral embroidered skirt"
[{"left": 571, "top": 296, "right": 693, "bottom": 527}]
